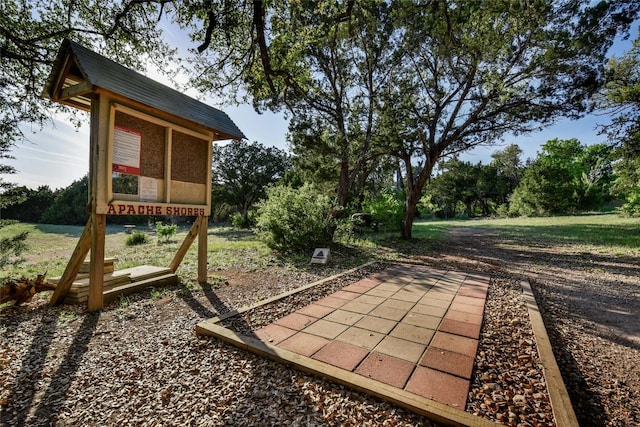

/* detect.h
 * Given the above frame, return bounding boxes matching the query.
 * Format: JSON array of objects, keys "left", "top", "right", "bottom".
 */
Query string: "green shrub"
[
  {"left": 255, "top": 184, "right": 334, "bottom": 252},
  {"left": 231, "top": 211, "right": 256, "bottom": 229},
  {"left": 155, "top": 222, "right": 177, "bottom": 242},
  {"left": 362, "top": 188, "right": 404, "bottom": 231},
  {"left": 126, "top": 231, "right": 149, "bottom": 246}
]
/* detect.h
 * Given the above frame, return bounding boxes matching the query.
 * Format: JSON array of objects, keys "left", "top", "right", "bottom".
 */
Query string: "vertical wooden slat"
[{"left": 198, "top": 216, "right": 208, "bottom": 283}]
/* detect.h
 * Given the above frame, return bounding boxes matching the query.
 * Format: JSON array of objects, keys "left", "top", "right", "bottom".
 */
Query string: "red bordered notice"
[{"left": 112, "top": 126, "right": 141, "bottom": 175}]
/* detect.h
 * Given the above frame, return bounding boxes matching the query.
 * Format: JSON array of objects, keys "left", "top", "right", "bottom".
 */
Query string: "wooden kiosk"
[{"left": 42, "top": 39, "right": 245, "bottom": 311}]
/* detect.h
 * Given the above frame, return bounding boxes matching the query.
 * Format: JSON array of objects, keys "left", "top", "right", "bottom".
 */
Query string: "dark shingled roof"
[{"left": 42, "top": 38, "right": 245, "bottom": 140}]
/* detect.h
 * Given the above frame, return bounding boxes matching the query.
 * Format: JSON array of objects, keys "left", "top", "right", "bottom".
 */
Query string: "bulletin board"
[{"left": 99, "top": 103, "right": 213, "bottom": 216}]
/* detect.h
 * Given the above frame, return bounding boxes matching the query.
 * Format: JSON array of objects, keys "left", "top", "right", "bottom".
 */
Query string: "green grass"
[
  {"left": 421, "top": 213, "right": 640, "bottom": 255},
  {"left": 2, "top": 213, "right": 637, "bottom": 285}
]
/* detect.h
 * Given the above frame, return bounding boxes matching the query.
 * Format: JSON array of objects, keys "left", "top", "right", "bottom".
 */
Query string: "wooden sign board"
[{"left": 99, "top": 103, "right": 213, "bottom": 216}]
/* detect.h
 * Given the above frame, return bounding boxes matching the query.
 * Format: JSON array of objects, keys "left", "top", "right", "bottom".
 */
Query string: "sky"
[{"left": 5, "top": 20, "right": 638, "bottom": 190}]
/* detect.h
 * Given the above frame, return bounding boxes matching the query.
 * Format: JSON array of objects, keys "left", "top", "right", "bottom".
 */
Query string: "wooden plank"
[
  {"left": 196, "top": 322, "right": 495, "bottom": 427},
  {"left": 197, "top": 216, "right": 208, "bottom": 284},
  {"left": 520, "top": 280, "right": 579, "bottom": 427},
  {"left": 88, "top": 213, "right": 106, "bottom": 311},
  {"left": 49, "top": 218, "right": 92, "bottom": 305},
  {"left": 169, "top": 219, "right": 201, "bottom": 272},
  {"left": 103, "top": 274, "right": 179, "bottom": 305}
]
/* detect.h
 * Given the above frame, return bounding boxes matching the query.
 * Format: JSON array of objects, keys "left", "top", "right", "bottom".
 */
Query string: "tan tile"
[
  {"left": 374, "top": 336, "right": 426, "bottom": 363},
  {"left": 297, "top": 303, "right": 336, "bottom": 318},
  {"left": 401, "top": 312, "right": 441, "bottom": 329},
  {"left": 340, "top": 300, "right": 377, "bottom": 314},
  {"left": 452, "top": 295, "right": 485, "bottom": 307},
  {"left": 323, "top": 309, "right": 364, "bottom": 325},
  {"left": 332, "top": 290, "right": 360, "bottom": 300},
  {"left": 391, "top": 290, "right": 424, "bottom": 302},
  {"left": 315, "top": 296, "right": 348, "bottom": 309},
  {"left": 365, "top": 287, "right": 396, "bottom": 298},
  {"left": 336, "top": 327, "right": 385, "bottom": 350},
  {"left": 380, "top": 298, "right": 415, "bottom": 311},
  {"left": 368, "top": 305, "right": 406, "bottom": 321},
  {"left": 254, "top": 324, "right": 297, "bottom": 345},
  {"left": 303, "top": 319, "right": 349, "bottom": 339},
  {"left": 390, "top": 324, "right": 435, "bottom": 345},
  {"left": 354, "top": 294, "right": 386, "bottom": 306},
  {"left": 425, "top": 291, "right": 456, "bottom": 302},
  {"left": 278, "top": 332, "right": 330, "bottom": 357},
  {"left": 354, "top": 316, "right": 397, "bottom": 334},
  {"left": 417, "top": 297, "right": 451, "bottom": 309},
  {"left": 411, "top": 303, "right": 447, "bottom": 317},
  {"left": 376, "top": 282, "right": 405, "bottom": 292}
]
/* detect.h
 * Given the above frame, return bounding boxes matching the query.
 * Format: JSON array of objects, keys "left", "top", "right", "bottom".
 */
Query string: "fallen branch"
[{"left": 0, "top": 274, "right": 55, "bottom": 306}]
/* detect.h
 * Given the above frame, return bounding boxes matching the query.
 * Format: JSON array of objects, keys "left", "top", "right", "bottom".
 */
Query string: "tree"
[
  {"left": 509, "top": 138, "right": 612, "bottom": 215},
  {"left": 188, "top": 1, "right": 399, "bottom": 212},
  {"left": 211, "top": 140, "right": 289, "bottom": 225},
  {"left": 1, "top": 186, "right": 58, "bottom": 223},
  {"left": 41, "top": 175, "right": 89, "bottom": 225},
  {"left": 378, "top": 1, "right": 638, "bottom": 238},
  {"left": 490, "top": 144, "right": 524, "bottom": 206},
  {"left": 598, "top": 29, "right": 640, "bottom": 215}
]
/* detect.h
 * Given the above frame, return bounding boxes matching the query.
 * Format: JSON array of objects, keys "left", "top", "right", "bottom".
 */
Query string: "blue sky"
[{"left": 6, "top": 21, "right": 638, "bottom": 190}]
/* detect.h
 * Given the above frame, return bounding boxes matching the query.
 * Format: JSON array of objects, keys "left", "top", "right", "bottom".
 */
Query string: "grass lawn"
[{"left": 1, "top": 212, "right": 638, "bottom": 284}]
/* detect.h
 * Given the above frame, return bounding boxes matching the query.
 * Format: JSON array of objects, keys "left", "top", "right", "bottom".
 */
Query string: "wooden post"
[
  {"left": 49, "top": 218, "right": 92, "bottom": 305},
  {"left": 86, "top": 95, "right": 109, "bottom": 312},
  {"left": 198, "top": 216, "right": 208, "bottom": 283},
  {"left": 87, "top": 213, "right": 106, "bottom": 311}
]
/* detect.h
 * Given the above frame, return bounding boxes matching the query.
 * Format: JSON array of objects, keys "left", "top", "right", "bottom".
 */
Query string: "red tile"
[
  {"left": 444, "top": 310, "right": 483, "bottom": 326},
  {"left": 274, "top": 313, "right": 316, "bottom": 331},
  {"left": 438, "top": 319, "right": 481, "bottom": 339},
  {"left": 405, "top": 366, "right": 469, "bottom": 409},
  {"left": 457, "top": 286, "right": 487, "bottom": 299},
  {"left": 312, "top": 341, "right": 369, "bottom": 371},
  {"left": 297, "top": 303, "right": 336, "bottom": 318},
  {"left": 254, "top": 324, "right": 297, "bottom": 345},
  {"left": 419, "top": 347, "right": 475, "bottom": 379},
  {"left": 354, "top": 352, "right": 415, "bottom": 388},
  {"left": 451, "top": 295, "right": 485, "bottom": 307},
  {"left": 278, "top": 332, "right": 330, "bottom": 357},
  {"left": 430, "top": 332, "right": 478, "bottom": 357},
  {"left": 448, "top": 301, "right": 484, "bottom": 315}
]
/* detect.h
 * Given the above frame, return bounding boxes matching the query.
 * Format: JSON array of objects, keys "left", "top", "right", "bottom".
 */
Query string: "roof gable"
[{"left": 42, "top": 39, "right": 245, "bottom": 140}]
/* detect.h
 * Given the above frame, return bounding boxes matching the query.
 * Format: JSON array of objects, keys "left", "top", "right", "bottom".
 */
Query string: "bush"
[
  {"left": 362, "top": 188, "right": 404, "bottom": 231},
  {"left": 126, "top": 231, "right": 149, "bottom": 246},
  {"left": 155, "top": 222, "right": 177, "bottom": 242},
  {"left": 255, "top": 184, "right": 334, "bottom": 252},
  {"left": 231, "top": 211, "right": 256, "bottom": 229}
]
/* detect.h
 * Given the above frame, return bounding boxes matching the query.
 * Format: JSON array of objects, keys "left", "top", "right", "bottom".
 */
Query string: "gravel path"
[{"left": 1, "top": 226, "right": 638, "bottom": 426}]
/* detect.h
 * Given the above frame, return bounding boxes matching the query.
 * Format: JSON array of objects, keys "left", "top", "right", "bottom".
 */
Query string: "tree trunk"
[{"left": 401, "top": 192, "right": 420, "bottom": 239}]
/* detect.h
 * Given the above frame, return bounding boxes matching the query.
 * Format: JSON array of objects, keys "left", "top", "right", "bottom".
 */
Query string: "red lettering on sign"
[
  {"left": 126, "top": 205, "right": 136, "bottom": 215},
  {"left": 118, "top": 205, "right": 126, "bottom": 214},
  {"left": 107, "top": 205, "right": 116, "bottom": 215}
]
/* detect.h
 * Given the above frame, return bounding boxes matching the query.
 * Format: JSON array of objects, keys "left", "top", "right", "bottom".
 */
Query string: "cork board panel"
[
  {"left": 171, "top": 130, "right": 209, "bottom": 184},
  {"left": 170, "top": 181, "right": 207, "bottom": 205},
  {"left": 114, "top": 111, "right": 165, "bottom": 179}
]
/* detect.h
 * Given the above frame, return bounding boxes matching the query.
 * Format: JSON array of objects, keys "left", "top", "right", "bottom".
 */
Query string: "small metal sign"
[{"left": 311, "top": 248, "right": 330, "bottom": 264}]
